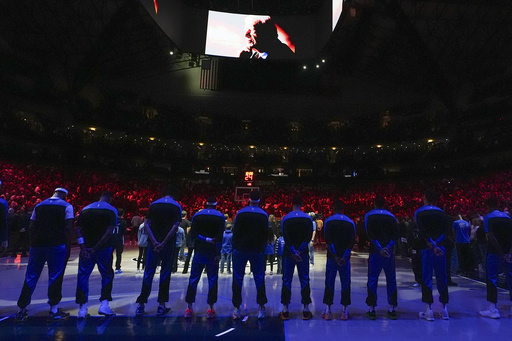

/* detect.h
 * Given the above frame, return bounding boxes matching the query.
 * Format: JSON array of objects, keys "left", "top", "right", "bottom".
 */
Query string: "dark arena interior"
[{"left": 1, "top": 1, "right": 512, "bottom": 340}]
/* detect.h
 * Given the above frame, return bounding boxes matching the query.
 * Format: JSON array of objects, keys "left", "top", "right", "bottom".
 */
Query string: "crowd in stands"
[
  {"left": 2, "top": 160, "right": 511, "bottom": 222},
  {"left": 3, "top": 160, "right": 512, "bottom": 282}
]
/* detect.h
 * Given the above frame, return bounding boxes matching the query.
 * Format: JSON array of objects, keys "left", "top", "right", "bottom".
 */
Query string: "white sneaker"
[
  {"left": 78, "top": 304, "right": 88, "bottom": 318},
  {"left": 419, "top": 309, "right": 434, "bottom": 321},
  {"left": 480, "top": 309, "right": 500, "bottom": 319},
  {"left": 258, "top": 308, "right": 267, "bottom": 319},
  {"left": 98, "top": 302, "right": 116, "bottom": 317},
  {"left": 440, "top": 308, "right": 450, "bottom": 320},
  {"left": 412, "top": 282, "right": 420, "bottom": 287}
]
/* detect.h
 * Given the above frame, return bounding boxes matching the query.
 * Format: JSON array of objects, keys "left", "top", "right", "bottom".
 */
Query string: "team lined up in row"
[{"left": 7, "top": 186, "right": 512, "bottom": 322}]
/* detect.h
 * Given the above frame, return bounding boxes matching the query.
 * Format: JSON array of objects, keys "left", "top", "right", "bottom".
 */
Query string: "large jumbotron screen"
[
  {"left": 140, "top": 0, "right": 343, "bottom": 60},
  {"left": 205, "top": 12, "right": 299, "bottom": 59}
]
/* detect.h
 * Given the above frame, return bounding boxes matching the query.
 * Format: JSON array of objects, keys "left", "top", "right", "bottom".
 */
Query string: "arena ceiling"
[{"left": 0, "top": 0, "right": 511, "bottom": 116}]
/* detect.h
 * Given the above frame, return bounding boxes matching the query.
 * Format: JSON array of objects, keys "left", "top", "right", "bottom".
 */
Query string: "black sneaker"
[
  {"left": 15, "top": 309, "right": 28, "bottom": 322},
  {"left": 302, "top": 311, "right": 313, "bottom": 320},
  {"left": 365, "top": 310, "right": 377, "bottom": 320},
  {"left": 387, "top": 310, "right": 398, "bottom": 320},
  {"left": 135, "top": 305, "right": 145, "bottom": 316},
  {"left": 278, "top": 311, "right": 290, "bottom": 320},
  {"left": 156, "top": 306, "right": 171, "bottom": 316},
  {"left": 48, "top": 308, "right": 70, "bottom": 321}
]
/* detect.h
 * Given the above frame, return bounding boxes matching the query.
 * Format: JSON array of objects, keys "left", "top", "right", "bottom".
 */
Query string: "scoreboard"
[
  {"left": 235, "top": 171, "right": 258, "bottom": 202},
  {"left": 244, "top": 171, "right": 254, "bottom": 186}
]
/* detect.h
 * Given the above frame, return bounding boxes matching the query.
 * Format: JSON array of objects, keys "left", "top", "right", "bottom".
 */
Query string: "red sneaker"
[
  {"left": 184, "top": 308, "right": 193, "bottom": 319},
  {"left": 322, "top": 311, "right": 333, "bottom": 320},
  {"left": 207, "top": 309, "right": 216, "bottom": 319}
]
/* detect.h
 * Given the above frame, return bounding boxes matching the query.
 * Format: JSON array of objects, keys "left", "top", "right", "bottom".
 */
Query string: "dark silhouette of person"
[{"left": 239, "top": 17, "right": 294, "bottom": 59}]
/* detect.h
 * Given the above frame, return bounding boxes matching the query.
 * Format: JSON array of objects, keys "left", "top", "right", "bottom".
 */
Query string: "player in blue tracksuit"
[
  {"left": 364, "top": 196, "right": 399, "bottom": 320},
  {"left": 16, "top": 188, "right": 74, "bottom": 322},
  {"left": 75, "top": 191, "right": 118, "bottom": 318},
  {"left": 452, "top": 215, "right": 472, "bottom": 277},
  {"left": 135, "top": 187, "right": 182, "bottom": 317},
  {"left": 479, "top": 197, "right": 512, "bottom": 319},
  {"left": 231, "top": 190, "right": 269, "bottom": 319},
  {"left": 322, "top": 199, "right": 356, "bottom": 321},
  {"left": 415, "top": 189, "right": 451, "bottom": 321},
  {"left": 279, "top": 196, "right": 314, "bottom": 320},
  {"left": 184, "top": 196, "right": 225, "bottom": 319}
]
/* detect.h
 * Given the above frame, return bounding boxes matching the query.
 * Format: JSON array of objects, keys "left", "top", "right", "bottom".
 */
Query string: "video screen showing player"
[{"left": 205, "top": 11, "right": 295, "bottom": 60}]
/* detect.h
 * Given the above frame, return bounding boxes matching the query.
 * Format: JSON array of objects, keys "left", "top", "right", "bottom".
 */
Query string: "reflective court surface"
[
  {"left": 1, "top": 246, "right": 511, "bottom": 340},
  {"left": 0, "top": 316, "right": 284, "bottom": 341}
]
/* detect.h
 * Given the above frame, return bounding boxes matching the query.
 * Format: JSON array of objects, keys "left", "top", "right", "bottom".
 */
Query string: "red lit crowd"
[{"left": 1, "top": 161, "right": 510, "bottom": 222}]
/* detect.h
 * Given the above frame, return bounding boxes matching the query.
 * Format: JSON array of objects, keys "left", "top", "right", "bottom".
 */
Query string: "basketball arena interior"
[{"left": 1, "top": 1, "right": 512, "bottom": 340}]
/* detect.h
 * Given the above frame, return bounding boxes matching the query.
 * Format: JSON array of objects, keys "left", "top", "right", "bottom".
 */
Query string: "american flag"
[{"left": 200, "top": 59, "right": 219, "bottom": 90}]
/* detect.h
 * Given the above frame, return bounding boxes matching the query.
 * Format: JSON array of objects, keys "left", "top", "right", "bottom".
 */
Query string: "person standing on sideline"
[
  {"left": 136, "top": 219, "right": 148, "bottom": 273},
  {"left": 279, "top": 196, "right": 314, "bottom": 320},
  {"left": 172, "top": 224, "right": 185, "bottom": 273},
  {"left": 479, "top": 197, "right": 512, "bottom": 319},
  {"left": 444, "top": 223, "right": 457, "bottom": 287},
  {"left": 264, "top": 228, "right": 276, "bottom": 275},
  {"left": 231, "top": 190, "right": 269, "bottom": 319},
  {"left": 130, "top": 212, "right": 143, "bottom": 244},
  {"left": 364, "top": 196, "right": 399, "bottom": 320},
  {"left": 12, "top": 207, "right": 30, "bottom": 257},
  {"left": 269, "top": 214, "right": 280, "bottom": 238},
  {"left": 0, "top": 180, "right": 9, "bottom": 253},
  {"left": 184, "top": 196, "right": 225, "bottom": 319},
  {"left": 415, "top": 189, "right": 451, "bottom": 321},
  {"left": 276, "top": 231, "right": 285, "bottom": 275},
  {"left": 135, "top": 187, "right": 182, "bottom": 316},
  {"left": 473, "top": 215, "right": 487, "bottom": 278},
  {"left": 308, "top": 212, "right": 316, "bottom": 267},
  {"left": 315, "top": 215, "right": 324, "bottom": 245},
  {"left": 1, "top": 208, "right": 15, "bottom": 257},
  {"left": 452, "top": 215, "right": 473, "bottom": 277},
  {"left": 75, "top": 191, "right": 117, "bottom": 318},
  {"left": 179, "top": 216, "right": 188, "bottom": 262},
  {"left": 407, "top": 219, "right": 423, "bottom": 287},
  {"left": 322, "top": 199, "right": 356, "bottom": 321},
  {"left": 113, "top": 209, "right": 127, "bottom": 274},
  {"left": 220, "top": 224, "right": 233, "bottom": 274},
  {"left": 181, "top": 211, "right": 193, "bottom": 274},
  {"left": 16, "top": 188, "right": 74, "bottom": 321}
]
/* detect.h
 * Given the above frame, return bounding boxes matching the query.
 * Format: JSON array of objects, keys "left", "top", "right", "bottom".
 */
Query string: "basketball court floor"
[{"left": 1, "top": 246, "right": 511, "bottom": 340}]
